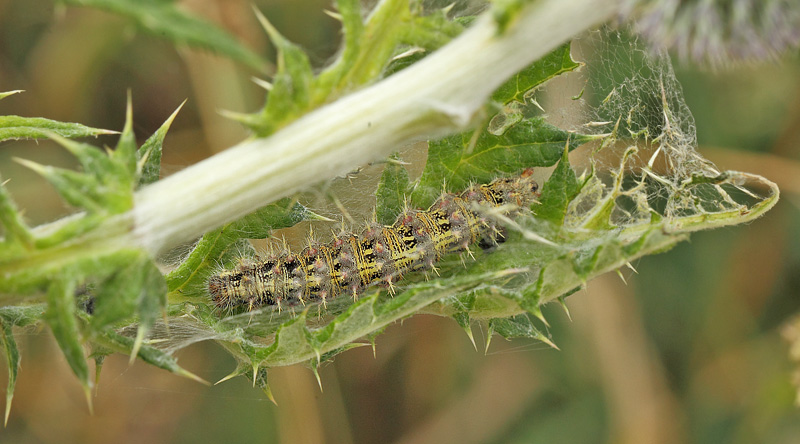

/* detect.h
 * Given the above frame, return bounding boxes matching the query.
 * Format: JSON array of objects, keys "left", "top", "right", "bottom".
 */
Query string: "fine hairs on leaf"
[{"left": 0, "top": 0, "right": 782, "bottom": 414}]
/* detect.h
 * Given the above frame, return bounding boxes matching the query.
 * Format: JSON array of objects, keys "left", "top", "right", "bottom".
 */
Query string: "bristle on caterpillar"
[{"left": 208, "top": 169, "right": 539, "bottom": 311}]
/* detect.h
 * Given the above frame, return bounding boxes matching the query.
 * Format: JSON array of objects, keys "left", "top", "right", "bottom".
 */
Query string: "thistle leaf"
[
  {"left": 111, "top": 97, "right": 137, "bottom": 184},
  {"left": 137, "top": 101, "right": 184, "bottom": 187},
  {"left": 94, "top": 328, "right": 207, "bottom": 384},
  {"left": 90, "top": 252, "right": 166, "bottom": 333},
  {"left": 489, "top": 314, "right": 559, "bottom": 350},
  {"left": 44, "top": 279, "right": 92, "bottom": 406},
  {"left": 0, "top": 305, "right": 43, "bottom": 425},
  {"left": 14, "top": 159, "right": 106, "bottom": 213},
  {"left": 0, "top": 321, "right": 19, "bottom": 425},
  {"left": 252, "top": 8, "right": 314, "bottom": 136},
  {"left": 0, "top": 176, "right": 34, "bottom": 248},
  {"left": 536, "top": 143, "right": 583, "bottom": 224},
  {"left": 492, "top": 42, "right": 580, "bottom": 105},
  {"left": 0, "top": 91, "right": 23, "bottom": 101},
  {"left": 0, "top": 116, "right": 114, "bottom": 142},
  {"left": 49, "top": 135, "right": 115, "bottom": 180},
  {"left": 412, "top": 118, "right": 596, "bottom": 207}
]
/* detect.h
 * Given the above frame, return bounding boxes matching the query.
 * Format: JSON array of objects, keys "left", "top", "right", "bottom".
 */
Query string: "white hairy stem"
[{"left": 132, "top": 0, "right": 622, "bottom": 256}]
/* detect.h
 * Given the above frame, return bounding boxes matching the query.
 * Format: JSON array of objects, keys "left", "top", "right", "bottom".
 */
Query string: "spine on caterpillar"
[{"left": 208, "top": 169, "right": 539, "bottom": 311}]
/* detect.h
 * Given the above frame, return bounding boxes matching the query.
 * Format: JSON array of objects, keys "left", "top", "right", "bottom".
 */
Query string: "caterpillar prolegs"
[{"left": 208, "top": 169, "right": 539, "bottom": 311}]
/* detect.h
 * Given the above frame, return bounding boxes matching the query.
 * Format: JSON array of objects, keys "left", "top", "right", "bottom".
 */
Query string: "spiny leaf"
[
  {"left": 452, "top": 312, "right": 477, "bottom": 350},
  {"left": 90, "top": 252, "right": 166, "bottom": 334},
  {"left": 92, "top": 354, "right": 106, "bottom": 392},
  {"left": 492, "top": 42, "right": 580, "bottom": 105},
  {"left": 93, "top": 328, "right": 207, "bottom": 384},
  {"left": 578, "top": 146, "right": 638, "bottom": 231},
  {"left": 130, "top": 258, "right": 167, "bottom": 359},
  {"left": 0, "top": 320, "right": 19, "bottom": 425},
  {"left": 49, "top": 135, "right": 115, "bottom": 180},
  {"left": 316, "top": 0, "right": 364, "bottom": 90},
  {"left": 19, "top": 100, "right": 170, "bottom": 217},
  {"left": 14, "top": 159, "right": 106, "bottom": 213},
  {"left": 30, "top": 213, "right": 105, "bottom": 250},
  {"left": 397, "top": 7, "right": 464, "bottom": 51},
  {"left": 44, "top": 279, "right": 92, "bottom": 409},
  {"left": 111, "top": 96, "right": 137, "bottom": 183},
  {"left": 61, "top": 0, "right": 266, "bottom": 71},
  {"left": 0, "top": 305, "right": 43, "bottom": 426},
  {"left": 412, "top": 117, "right": 596, "bottom": 207},
  {"left": 0, "top": 90, "right": 23, "bottom": 101},
  {"left": 0, "top": 176, "right": 34, "bottom": 248},
  {"left": 250, "top": 367, "right": 275, "bottom": 402},
  {"left": 536, "top": 142, "right": 582, "bottom": 224},
  {"left": 0, "top": 305, "right": 46, "bottom": 328},
  {"left": 375, "top": 154, "right": 412, "bottom": 225},
  {"left": 488, "top": 314, "right": 559, "bottom": 350},
  {"left": 243, "top": 0, "right": 427, "bottom": 135},
  {"left": 137, "top": 101, "right": 184, "bottom": 187},
  {"left": 316, "top": 0, "right": 410, "bottom": 92},
  {"left": 0, "top": 116, "right": 115, "bottom": 142},
  {"left": 252, "top": 7, "right": 314, "bottom": 136}
]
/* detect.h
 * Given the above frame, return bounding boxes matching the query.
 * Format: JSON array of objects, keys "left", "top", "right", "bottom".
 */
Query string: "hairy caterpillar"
[{"left": 208, "top": 169, "right": 539, "bottom": 311}]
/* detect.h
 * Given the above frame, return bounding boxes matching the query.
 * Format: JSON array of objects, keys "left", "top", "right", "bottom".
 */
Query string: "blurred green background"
[{"left": 1, "top": 1, "right": 799, "bottom": 443}]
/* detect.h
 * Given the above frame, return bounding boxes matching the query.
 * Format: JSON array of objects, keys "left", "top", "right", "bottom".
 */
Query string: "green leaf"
[
  {"left": 412, "top": 117, "right": 596, "bottom": 207},
  {"left": 375, "top": 155, "right": 412, "bottom": 225},
  {"left": 397, "top": 8, "right": 465, "bottom": 52},
  {"left": 61, "top": 0, "right": 266, "bottom": 70},
  {"left": 0, "top": 116, "right": 114, "bottom": 142},
  {"left": 138, "top": 101, "right": 184, "bottom": 187},
  {"left": 0, "top": 176, "right": 34, "bottom": 248},
  {"left": 0, "top": 320, "right": 19, "bottom": 425},
  {"left": 92, "top": 328, "right": 206, "bottom": 384},
  {"left": 492, "top": 43, "right": 580, "bottom": 105},
  {"left": 14, "top": 159, "right": 106, "bottom": 213},
  {"left": 44, "top": 279, "right": 92, "bottom": 406},
  {"left": 488, "top": 314, "right": 558, "bottom": 349},
  {"left": 0, "top": 305, "right": 42, "bottom": 426},
  {"left": 90, "top": 252, "right": 166, "bottom": 331},
  {"left": 316, "top": 0, "right": 410, "bottom": 93},
  {"left": 252, "top": 8, "right": 314, "bottom": 136},
  {"left": 11, "top": 100, "right": 167, "bottom": 218},
  {"left": 50, "top": 136, "right": 116, "bottom": 180},
  {"left": 536, "top": 143, "right": 582, "bottom": 224},
  {"left": 315, "top": 0, "right": 364, "bottom": 91},
  {"left": 0, "top": 90, "right": 23, "bottom": 101},
  {"left": 111, "top": 97, "right": 138, "bottom": 185},
  {"left": 31, "top": 213, "right": 105, "bottom": 250},
  {"left": 0, "top": 305, "right": 46, "bottom": 328}
]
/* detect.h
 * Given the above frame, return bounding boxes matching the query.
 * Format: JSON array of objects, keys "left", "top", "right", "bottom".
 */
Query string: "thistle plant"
[{"left": 0, "top": 0, "right": 793, "bottom": 423}]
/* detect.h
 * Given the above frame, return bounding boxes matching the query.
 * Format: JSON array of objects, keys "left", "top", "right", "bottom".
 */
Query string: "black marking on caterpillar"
[{"left": 208, "top": 169, "right": 539, "bottom": 312}]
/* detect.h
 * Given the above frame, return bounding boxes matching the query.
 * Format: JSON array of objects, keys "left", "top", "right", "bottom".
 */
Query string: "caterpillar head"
[{"left": 483, "top": 168, "right": 540, "bottom": 209}]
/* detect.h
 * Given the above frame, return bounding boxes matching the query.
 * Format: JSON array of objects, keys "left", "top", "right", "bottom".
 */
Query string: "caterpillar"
[{"left": 208, "top": 169, "right": 539, "bottom": 311}]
